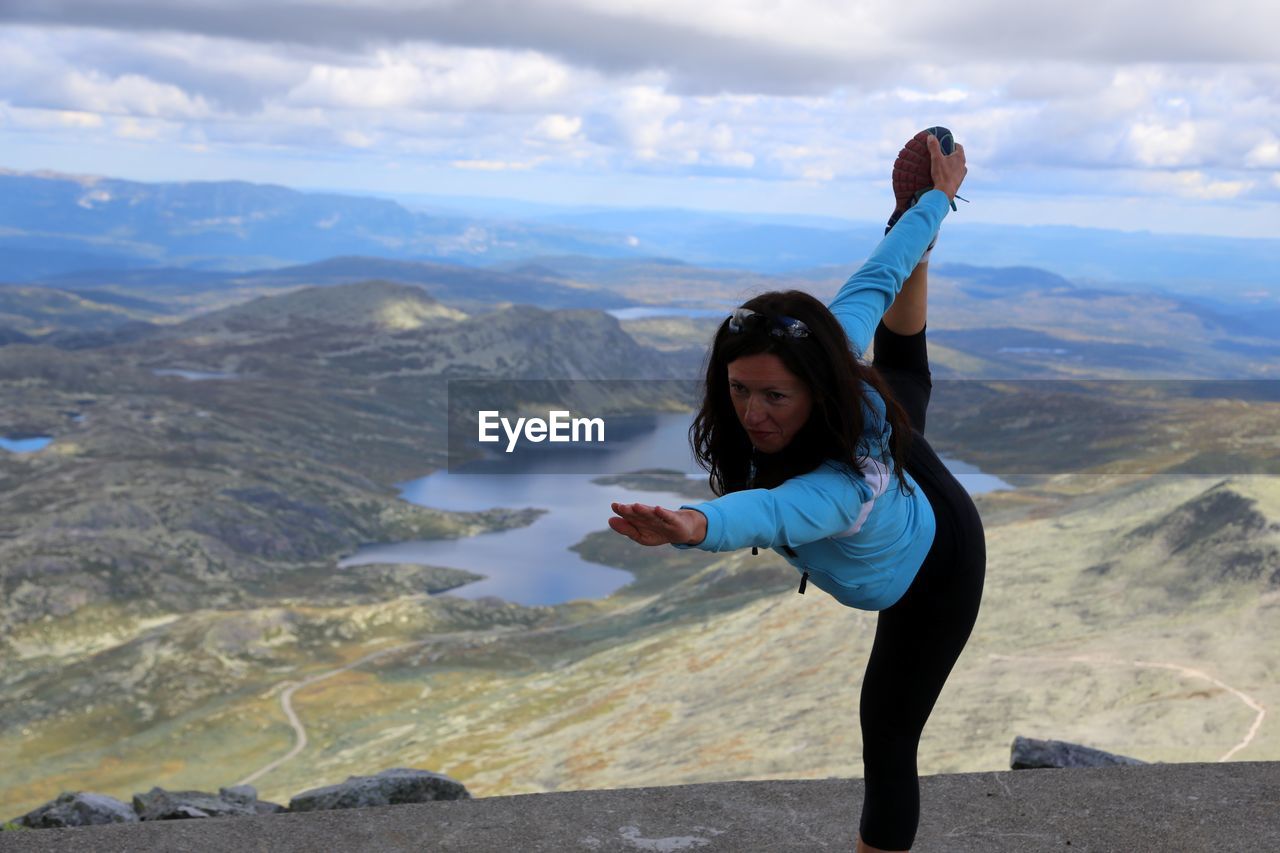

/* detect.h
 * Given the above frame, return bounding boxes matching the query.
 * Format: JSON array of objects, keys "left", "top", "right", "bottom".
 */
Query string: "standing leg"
[
  {"left": 856, "top": 437, "right": 986, "bottom": 851},
  {"left": 862, "top": 200, "right": 980, "bottom": 850}
]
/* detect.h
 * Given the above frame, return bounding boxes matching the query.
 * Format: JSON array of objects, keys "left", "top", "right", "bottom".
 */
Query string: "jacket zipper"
[
  {"left": 749, "top": 451, "right": 759, "bottom": 558},
  {"left": 747, "top": 450, "right": 807, "bottom": 594}
]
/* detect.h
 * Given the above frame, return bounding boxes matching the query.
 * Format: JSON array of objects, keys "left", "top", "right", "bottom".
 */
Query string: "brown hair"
[{"left": 690, "top": 290, "right": 914, "bottom": 496}]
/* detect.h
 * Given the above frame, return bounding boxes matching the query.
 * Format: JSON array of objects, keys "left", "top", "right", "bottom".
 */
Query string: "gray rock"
[
  {"left": 221, "top": 785, "right": 288, "bottom": 815},
  {"left": 132, "top": 786, "right": 263, "bottom": 821},
  {"left": 254, "top": 801, "right": 290, "bottom": 815},
  {"left": 13, "top": 791, "right": 139, "bottom": 828},
  {"left": 219, "top": 785, "right": 258, "bottom": 806},
  {"left": 289, "top": 768, "right": 470, "bottom": 812},
  {"left": 1011, "top": 736, "right": 1147, "bottom": 769}
]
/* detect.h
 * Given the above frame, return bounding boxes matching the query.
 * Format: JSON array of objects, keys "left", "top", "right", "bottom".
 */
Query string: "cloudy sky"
[{"left": 2, "top": 0, "right": 1278, "bottom": 236}]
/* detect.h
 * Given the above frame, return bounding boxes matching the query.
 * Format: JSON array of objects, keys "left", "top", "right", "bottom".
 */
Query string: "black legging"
[{"left": 857, "top": 322, "right": 986, "bottom": 850}]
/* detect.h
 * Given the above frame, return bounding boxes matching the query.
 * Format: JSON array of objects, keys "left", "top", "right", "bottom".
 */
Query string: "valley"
[{"left": 1, "top": 254, "right": 1277, "bottom": 820}]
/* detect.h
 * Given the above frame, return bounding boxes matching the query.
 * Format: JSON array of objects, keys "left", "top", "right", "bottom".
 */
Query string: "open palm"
[{"left": 609, "top": 502, "right": 702, "bottom": 547}]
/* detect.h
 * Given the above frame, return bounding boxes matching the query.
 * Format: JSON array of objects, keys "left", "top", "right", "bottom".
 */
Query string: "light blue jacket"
[{"left": 675, "top": 190, "right": 951, "bottom": 610}]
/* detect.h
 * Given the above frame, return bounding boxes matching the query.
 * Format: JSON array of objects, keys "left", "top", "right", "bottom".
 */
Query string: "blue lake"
[
  {"left": 341, "top": 413, "right": 1012, "bottom": 606},
  {"left": 0, "top": 436, "right": 53, "bottom": 453}
]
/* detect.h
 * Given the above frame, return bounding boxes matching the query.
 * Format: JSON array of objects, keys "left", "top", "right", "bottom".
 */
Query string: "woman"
[{"left": 609, "top": 132, "right": 984, "bottom": 852}]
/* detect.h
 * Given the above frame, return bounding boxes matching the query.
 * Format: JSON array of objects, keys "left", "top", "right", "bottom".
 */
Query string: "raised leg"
[
  {"left": 871, "top": 317, "right": 932, "bottom": 435},
  {"left": 882, "top": 261, "right": 927, "bottom": 337}
]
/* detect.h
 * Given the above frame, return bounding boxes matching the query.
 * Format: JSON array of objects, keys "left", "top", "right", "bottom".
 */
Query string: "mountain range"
[
  {"left": 2, "top": 165, "right": 1278, "bottom": 819},
  {"left": 4, "top": 169, "right": 1279, "bottom": 303}
]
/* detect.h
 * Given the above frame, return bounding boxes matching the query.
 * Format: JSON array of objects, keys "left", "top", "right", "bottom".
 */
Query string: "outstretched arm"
[{"left": 611, "top": 461, "right": 879, "bottom": 553}]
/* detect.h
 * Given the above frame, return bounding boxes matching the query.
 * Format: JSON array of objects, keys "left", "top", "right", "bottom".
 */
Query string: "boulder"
[
  {"left": 289, "top": 768, "right": 470, "bottom": 812},
  {"left": 12, "top": 792, "right": 139, "bottom": 828},
  {"left": 1011, "top": 736, "right": 1147, "bottom": 769},
  {"left": 133, "top": 784, "right": 284, "bottom": 821},
  {"left": 221, "top": 785, "right": 288, "bottom": 815}
]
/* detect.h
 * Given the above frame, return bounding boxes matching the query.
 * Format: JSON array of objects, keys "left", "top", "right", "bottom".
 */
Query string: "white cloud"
[
  {"left": 338, "top": 129, "right": 376, "bottom": 148},
  {"left": 113, "top": 117, "right": 166, "bottom": 140},
  {"left": 1001, "top": 63, "right": 1115, "bottom": 101},
  {"left": 531, "top": 114, "right": 582, "bottom": 142},
  {"left": 451, "top": 159, "right": 541, "bottom": 171},
  {"left": 0, "top": 3, "right": 1277, "bottom": 234},
  {"left": 613, "top": 84, "right": 682, "bottom": 157},
  {"left": 771, "top": 143, "right": 849, "bottom": 182},
  {"left": 287, "top": 47, "right": 574, "bottom": 112},
  {"left": 3, "top": 106, "right": 105, "bottom": 130},
  {"left": 1129, "top": 120, "right": 1199, "bottom": 168},
  {"left": 60, "top": 110, "right": 104, "bottom": 128},
  {"left": 799, "top": 164, "right": 835, "bottom": 182},
  {"left": 716, "top": 149, "right": 754, "bottom": 169},
  {"left": 893, "top": 87, "right": 968, "bottom": 104},
  {"left": 1245, "top": 139, "right": 1280, "bottom": 168},
  {"left": 13, "top": 66, "right": 212, "bottom": 120},
  {"left": 1141, "top": 170, "right": 1256, "bottom": 200}
]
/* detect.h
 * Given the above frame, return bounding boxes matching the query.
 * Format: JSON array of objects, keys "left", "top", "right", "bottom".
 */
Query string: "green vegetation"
[
  {"left": 591, "top": 468, "right": 714, "bottom": 501},
  {"left": 2, "top": 274, "right": 1278, "bottom": 820}
]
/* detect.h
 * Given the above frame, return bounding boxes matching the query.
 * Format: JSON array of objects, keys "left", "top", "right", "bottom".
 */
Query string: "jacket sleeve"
[
  {"left": 674, "top": 462, "right": 875, "bottom": 552},
  {"left": 829, "top": 189, "right": 951, "bottom": 356}
]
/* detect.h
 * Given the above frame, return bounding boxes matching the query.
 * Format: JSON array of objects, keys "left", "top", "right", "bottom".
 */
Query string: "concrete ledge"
[{"left": 2, "top": 762, "right": 1276, "bottom": 852}]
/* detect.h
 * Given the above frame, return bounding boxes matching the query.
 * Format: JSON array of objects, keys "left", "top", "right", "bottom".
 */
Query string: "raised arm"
[
  {"left": 831, "top": 134, "right": 967, "bottom": 354},
  {"left": 828, "top": 191, "right": 949, "bottom": 355}
]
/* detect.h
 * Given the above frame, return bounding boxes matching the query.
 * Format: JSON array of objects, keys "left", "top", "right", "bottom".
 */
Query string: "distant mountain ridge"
[
  {"left": 169, "top": 280, "right": 468, "bottom": 337},
  {"left": 14, "top": 255, "right": 644, "bottom": 320},
  {"left": 3, "top": 169, "right": 1279, "bottom": 299},
  {"left": 0, "top": 170, "right": 639, "bottom": 280},
  {"left": 4, "top": 251, "right": 1277, "bottom": 378}
]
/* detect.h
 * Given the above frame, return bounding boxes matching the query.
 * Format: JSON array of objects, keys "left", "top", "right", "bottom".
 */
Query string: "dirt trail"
[
  {"left": 236, "top": 597, "right": 654, "bottom": 788},
  {"left": 989, "top": 652, "right": 1267, "bottom": 762},
  {"left": 236, "top": 639, "right": 426, "bottom": 787}
]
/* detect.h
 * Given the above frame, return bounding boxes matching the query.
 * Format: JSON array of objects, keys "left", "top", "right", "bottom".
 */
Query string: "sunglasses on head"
[{"left": 727, "top": 308, "right": 811, "bottom": 339}]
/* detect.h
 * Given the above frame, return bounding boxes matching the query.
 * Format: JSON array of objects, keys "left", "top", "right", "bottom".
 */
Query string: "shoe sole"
[{"left": 891, "top": 126, "right": 955, "bottom": 217}]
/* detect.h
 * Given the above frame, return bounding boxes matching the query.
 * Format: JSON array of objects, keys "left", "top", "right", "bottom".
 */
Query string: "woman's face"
[{"left": 727, "top": 352, "right": 814, "bottom": 454}]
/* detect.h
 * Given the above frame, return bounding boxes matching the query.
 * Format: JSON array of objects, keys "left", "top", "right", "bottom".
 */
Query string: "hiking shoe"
[{"left": 886, "top": 125, "right": 956, "bottom": 235}]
